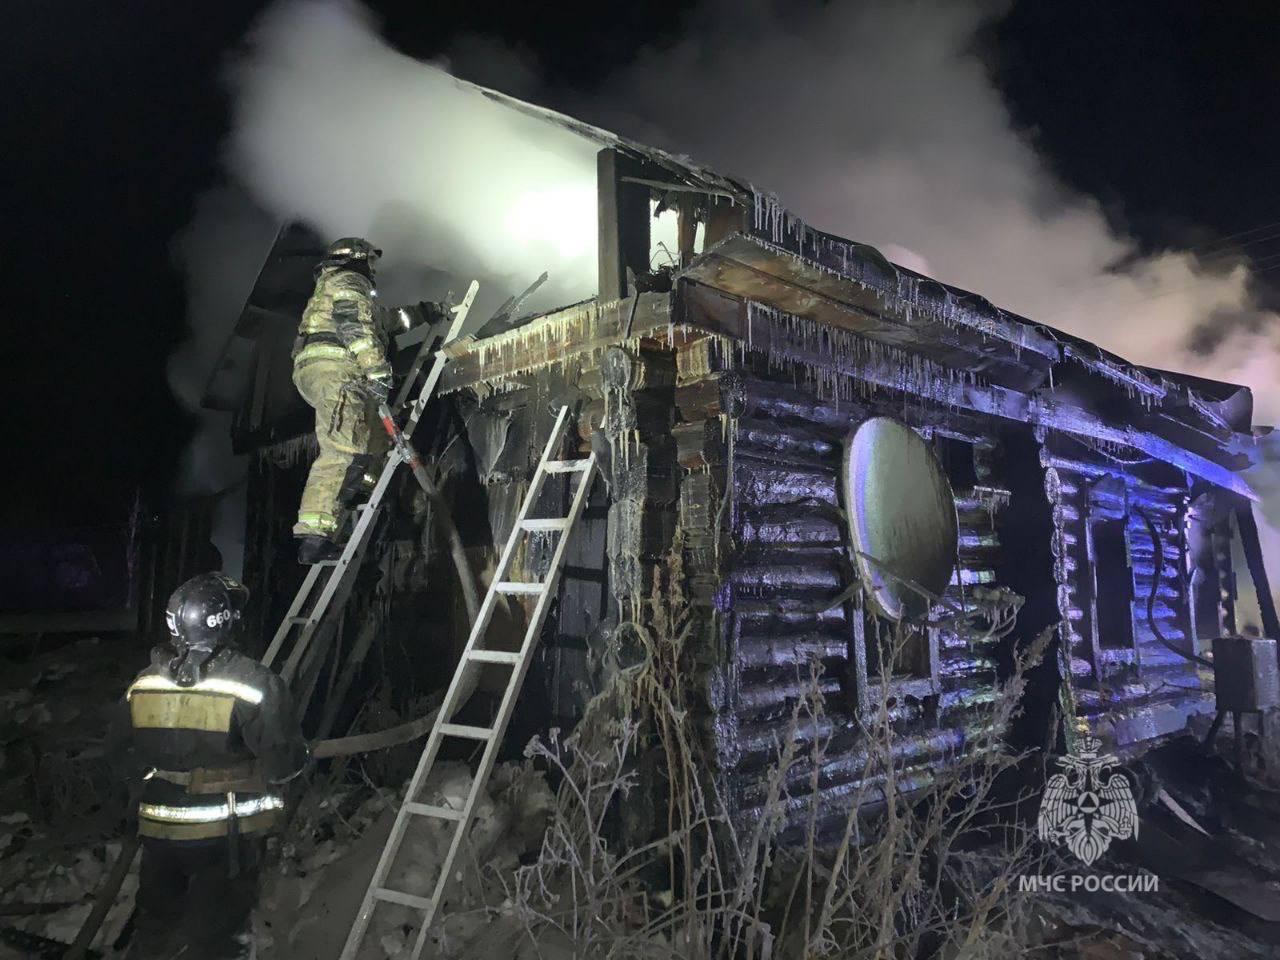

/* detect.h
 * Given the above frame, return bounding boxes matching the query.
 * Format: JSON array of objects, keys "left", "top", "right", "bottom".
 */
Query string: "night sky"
[{"left": 7, "top": 0, "right": 1280, "bottom": 530}]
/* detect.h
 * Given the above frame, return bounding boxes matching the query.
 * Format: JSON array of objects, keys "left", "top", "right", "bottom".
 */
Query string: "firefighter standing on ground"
[
  {"left": 292, "top": 236, "right": 393, "bottom": 565},
  {"left": 111, "top": 573, "right": 309, "bottom": 959}
]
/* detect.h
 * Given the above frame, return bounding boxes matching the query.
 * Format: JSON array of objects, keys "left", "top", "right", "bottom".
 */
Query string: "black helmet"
[
  {"left": 164, "top": 573, "right": 249, "bottom": 678},
  {"left": 322, "top": 237, "right": 381, "bottom": 271}
]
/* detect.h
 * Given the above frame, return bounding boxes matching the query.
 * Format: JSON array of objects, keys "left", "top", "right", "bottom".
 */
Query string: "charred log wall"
[
  {"left": 673, "top": 333, "right": 1016, "bottom": 837},
  {"left": 1040, "top": 431, "right": 1215, "bottom": 752},
  {"left": 443, "top": 280, "right": 1232, "bottom": 836}
]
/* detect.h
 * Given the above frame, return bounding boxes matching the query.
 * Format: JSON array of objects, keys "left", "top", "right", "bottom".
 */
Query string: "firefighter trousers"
[
  {"left": 292, "top": 358, "right": 386, "bottom": 539},
  {"left": 128, "top": 837, "right": 264, "bottom": 960}
]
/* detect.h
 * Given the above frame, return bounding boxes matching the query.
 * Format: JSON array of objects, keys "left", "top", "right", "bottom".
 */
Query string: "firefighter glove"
[{"left": 365, "top": 371, "right": 392, "bottom": 402}]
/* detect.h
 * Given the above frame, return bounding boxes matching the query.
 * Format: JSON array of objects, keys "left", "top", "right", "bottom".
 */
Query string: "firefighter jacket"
[
  {"left": 113, "top": 647, "right": 309, "bottom": 842},
  {"left": 293, "top": 266, "right": 391, "bottom": 383}
]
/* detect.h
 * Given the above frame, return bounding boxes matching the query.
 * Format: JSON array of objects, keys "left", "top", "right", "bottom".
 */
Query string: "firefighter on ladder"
[
  {"left": 291, "top": 236, "right": 393, "bottom": 565},
  {"left": 110, "top": 573, "right": 310, "bottom": 959}
]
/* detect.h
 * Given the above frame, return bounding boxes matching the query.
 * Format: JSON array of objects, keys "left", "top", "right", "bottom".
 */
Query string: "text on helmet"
[{"left": 206, "top": 608, "right": 236, "bottom": 628}]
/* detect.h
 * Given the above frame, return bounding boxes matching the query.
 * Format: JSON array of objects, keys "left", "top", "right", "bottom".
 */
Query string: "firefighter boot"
[
  {"left": 297, "top": 535, "right": 344, "bottom": 565},
  {"left": 337, "top": 454, "right": 377, "bottom": 509}
]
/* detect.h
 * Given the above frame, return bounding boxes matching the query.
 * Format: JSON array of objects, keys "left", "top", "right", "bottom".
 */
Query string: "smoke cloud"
[
  {"left": 225, "top": 0, "right": 601, "bottom": 318},
  {"left": 214, "top": 0, "right": 1280, "bottom": 413},
  {"left": 169, "top": 187, "right": 278, "bottom": 577},
  {"left": 583, "top": 0, "right": 1280, "bottom": 621},
  {"left": 177, "top": 0, "right": 1280, "bottom": 610},
  {"left": 582, "top": 0, "right": 1280, "bottom": 422}
]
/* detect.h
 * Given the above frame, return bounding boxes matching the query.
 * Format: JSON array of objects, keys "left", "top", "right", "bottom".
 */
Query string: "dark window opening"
[
  {"left": 864, "top": 611, "right": 931, "bottom": 683},
  {"left": 934, "top": 435, "right": 979, "bottom": 492},
  {"left": 1092, "top": 518, "right": 1135, "bottom": 650}
]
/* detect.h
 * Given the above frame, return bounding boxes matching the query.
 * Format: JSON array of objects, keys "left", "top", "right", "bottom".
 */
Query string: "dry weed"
[{"left": 484, "top": 572, "right": 1051, "bottom": 960}]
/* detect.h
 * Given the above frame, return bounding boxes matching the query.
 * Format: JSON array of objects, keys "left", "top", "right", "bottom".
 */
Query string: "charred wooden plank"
[
  {"left": 438, "top": 294, "right": 671, "bottom": 393},
  {"left": 737, "top": 637, "right": 850, "bottom": 687},
  {"left": 739, "top": 216, "right": 1060, "bottom": 361},
  {"left": 673, "top": 418, "right": 728, "bottom": 469},
  {"left": 704, "top": 197, "right": 747, "bottom": 250},
  {"left": 598, "top": 148, "right": 651, "bottom": 301},
  {"left": 735, "top": 416, "right": 841, "bottom": 465},
  {"left": 737, "top": 504, "right": 844, "bottom": 549}
]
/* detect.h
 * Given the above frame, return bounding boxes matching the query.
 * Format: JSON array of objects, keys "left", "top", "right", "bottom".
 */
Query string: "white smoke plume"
[
  {"left": 582, "top": 0, "right": 1280, "bottom": 621},
  {"left": 582, "top": 0, "right": 1280, "bottom": 421},
  {"left": 178, "top": 0, "right": 1280, "bottom": 611},
  {"left": 169, "top": 187, "right": 278, "bottom": 577},
  {"left": 225, "top": 0, "right": 600, "bottom": 317},
  {"left": 223, "top": 0, "right": 1280, "bottom": 418}
]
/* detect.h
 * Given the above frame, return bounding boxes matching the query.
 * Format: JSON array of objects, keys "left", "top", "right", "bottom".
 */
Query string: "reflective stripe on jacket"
[{"left": 137, "top": 795, "right": 285, "bottom": 842}]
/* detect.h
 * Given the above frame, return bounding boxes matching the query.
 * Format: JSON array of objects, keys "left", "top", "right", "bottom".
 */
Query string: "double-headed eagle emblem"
[{"left": 1038, "top": 736, "right": 1138, "bottom": 865}]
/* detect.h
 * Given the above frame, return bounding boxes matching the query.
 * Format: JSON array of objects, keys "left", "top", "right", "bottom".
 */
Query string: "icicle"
[{"left": 258, "top": 433, "right": 319, "bottom": 469}]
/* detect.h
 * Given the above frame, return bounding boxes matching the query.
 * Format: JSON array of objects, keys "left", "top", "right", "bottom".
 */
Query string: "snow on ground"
[
  {"left": 259, "top": 760, "right": 555, "bottom": 960},
  {"left": 0, "top": 635, "right": 138, "bottom": 955},
  {"left": 6, "top": 633, "right": 1280, "bottom": 959},
  {"left": 0, "top": 632, "right": 563, "bottom": 959}
]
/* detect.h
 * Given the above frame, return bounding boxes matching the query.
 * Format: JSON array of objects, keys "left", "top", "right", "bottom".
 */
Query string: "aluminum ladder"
[
  {"left": 261, "top": 281, "right": 479, "bottom": 683},
  {"left": 339, "top": 404, "right": 597, "bottom": 960}
]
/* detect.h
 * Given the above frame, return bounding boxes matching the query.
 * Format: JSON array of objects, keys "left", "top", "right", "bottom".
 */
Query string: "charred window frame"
[
  {"left": 1187, "top": 491, "right": 1236, "bottom": 646},
  {"left": 851, "top": 604, "right": 941, "bottom": 725},
  {"left": 1083, "top": 475, "right": 1137, "bottom": 659}
]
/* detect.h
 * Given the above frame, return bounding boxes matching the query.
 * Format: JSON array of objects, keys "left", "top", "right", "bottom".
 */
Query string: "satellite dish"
[{"left": 843, "top": 417, "right": 958, "bottom": 621}]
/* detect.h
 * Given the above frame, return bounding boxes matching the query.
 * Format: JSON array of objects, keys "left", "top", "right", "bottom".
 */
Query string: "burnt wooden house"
[{"left": 206, "top": 86, "right": 1270, "bottom": 834}]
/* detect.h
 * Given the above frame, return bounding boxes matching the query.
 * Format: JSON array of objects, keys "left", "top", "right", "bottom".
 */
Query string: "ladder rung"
[
  {"left": 287, "top": 616, "right": 310, "bottom": 626},
  {"left": 404, "top": 801, "right": 465, "bottom": 821},
  {"left": 372, "top": 887, "right": 433, "bottom": 911},
  {"left": 315, "top": 559, "right": 340, "bottom": 567},
  {"left": 521, "top": 518, "right": 570, "bottom": 532},
  {"left": 496, "top": 581, "right": 544, "bottom": 595},
  {"left": 467, "top": 649, "right": 520, "bottom": 665},
  {"left": 438, "top": 723, "right": 494, "bottom": 741},
  {"left": 544, "top": 459, "right": 590, "bottom": 473}
]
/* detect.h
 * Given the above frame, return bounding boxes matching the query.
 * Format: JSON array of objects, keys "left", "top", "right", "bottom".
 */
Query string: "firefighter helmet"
[
  {"left": 165, "top": 573, "right": 249, "bottom": 654},
  {"left": 322, "top": 236, "right": 381, "bottom": 270}
]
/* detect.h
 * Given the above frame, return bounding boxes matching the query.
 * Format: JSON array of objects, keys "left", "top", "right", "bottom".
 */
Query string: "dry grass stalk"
[{"left": 469, "top": 562, "right": 1052, "bottom": 960}]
